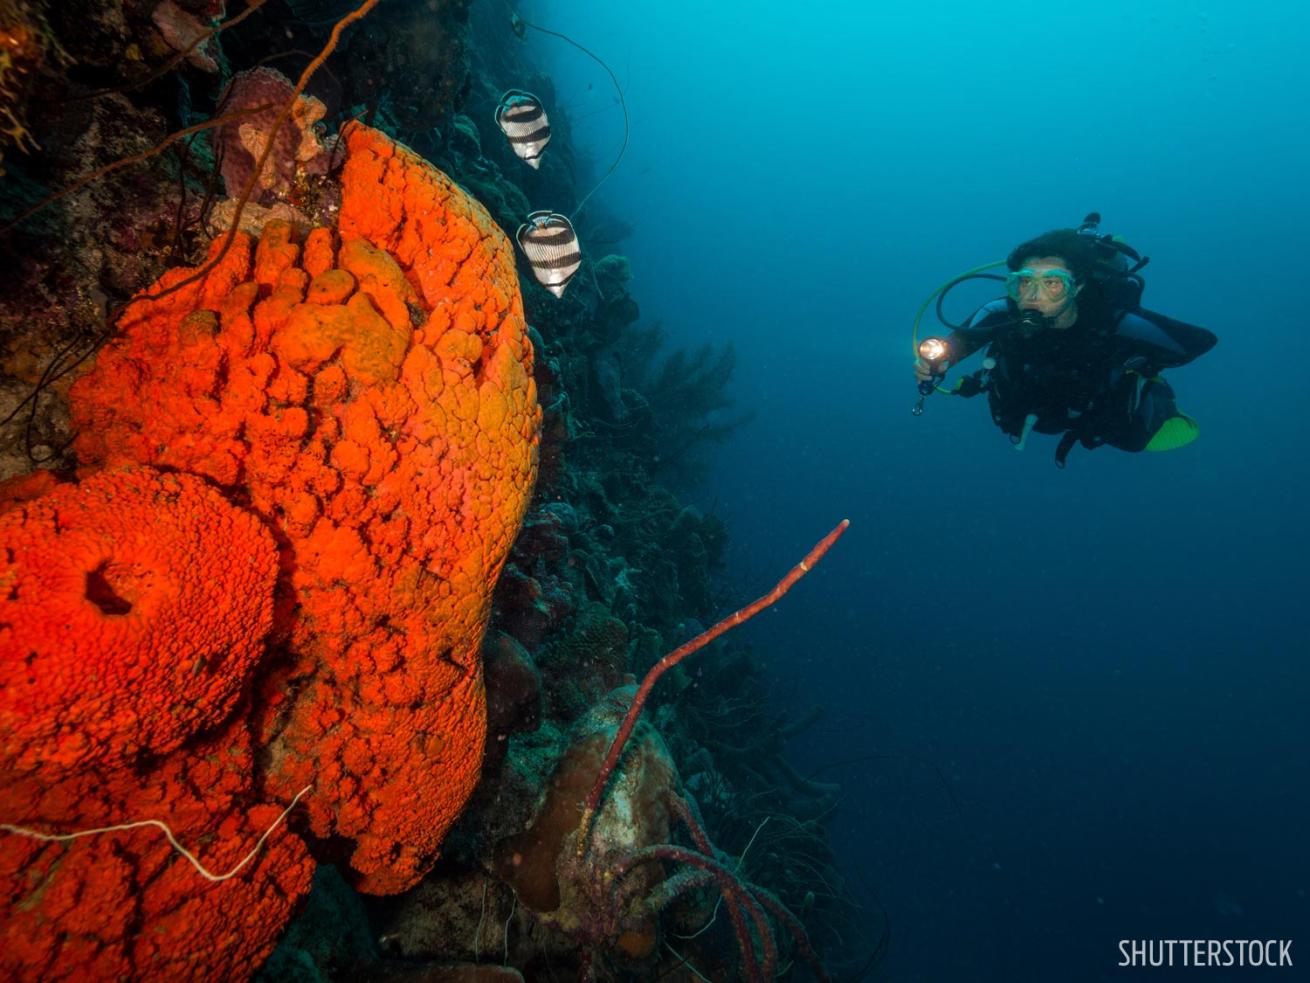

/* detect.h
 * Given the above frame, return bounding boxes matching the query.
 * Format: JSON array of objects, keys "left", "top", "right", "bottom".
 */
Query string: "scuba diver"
[{"left": 912, "top": 214, "right": 1217, "bottom": 467}]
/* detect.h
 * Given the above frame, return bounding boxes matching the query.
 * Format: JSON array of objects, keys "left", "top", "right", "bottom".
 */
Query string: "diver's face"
[{"left": 1013, "top": 255, "right": 1081, "bottom": 317}]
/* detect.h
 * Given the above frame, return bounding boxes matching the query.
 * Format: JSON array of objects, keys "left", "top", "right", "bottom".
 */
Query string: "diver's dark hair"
[{"left": 1006, "top": 228, "right": 1099, "bottom": 283}]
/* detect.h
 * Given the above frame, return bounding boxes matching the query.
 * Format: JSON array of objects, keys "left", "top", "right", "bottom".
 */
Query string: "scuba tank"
[{"left": 1075, "top": 212, "right": 1150, "bottom": 313}]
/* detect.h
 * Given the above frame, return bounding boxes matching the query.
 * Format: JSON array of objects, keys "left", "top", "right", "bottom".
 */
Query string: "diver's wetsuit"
[{"left": 947, "top": 299, "right": 1217, "bottom": 464}]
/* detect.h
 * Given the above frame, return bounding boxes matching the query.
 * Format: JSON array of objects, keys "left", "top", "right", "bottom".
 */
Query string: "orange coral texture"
[
  {"left": 0, "top": 467, "right": 276, "bottom": 778},
  {"left": 69, "top": 121, "right": 541, "bottom": 894},
  {"left": 0, "top": 467, "right": 313, "bottom": 980}
]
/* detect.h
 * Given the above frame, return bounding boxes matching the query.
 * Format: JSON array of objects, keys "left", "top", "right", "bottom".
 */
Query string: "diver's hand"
[{"left": 913, "top": 358, "right": 948, "bottom": 384}]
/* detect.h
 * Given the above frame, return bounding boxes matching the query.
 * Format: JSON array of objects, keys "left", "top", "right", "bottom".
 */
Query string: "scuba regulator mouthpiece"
[
  {"left": 1016, "top": 308, "right": 1054, "bottom": 335},
  {"left": 912, "top": 336, "right": 950, "bottom": 415}
]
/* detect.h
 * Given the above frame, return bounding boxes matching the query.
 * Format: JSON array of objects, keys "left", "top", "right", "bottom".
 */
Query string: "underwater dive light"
[
  {"left": 917, "top": 337, "right": 950, "bottom": 396},
  {"left": 912, "top": 336, "right": 951, "bottom": 416}
]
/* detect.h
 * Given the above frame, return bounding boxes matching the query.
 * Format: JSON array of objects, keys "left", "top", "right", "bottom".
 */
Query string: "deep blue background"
[{"left": 513, "top": 2, "right": 1310, "bottom": 978}]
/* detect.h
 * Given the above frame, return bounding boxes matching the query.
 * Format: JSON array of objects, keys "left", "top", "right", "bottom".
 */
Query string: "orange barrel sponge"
[
  {"left": 68, "top": 122, "right": 542, "bottom": 894},
  {"left": 0, "top": 467, "right": 312, "bottom": 981},
  {"left": 0, "top": 467, "right": 278, "bottom": 782},
  {"left": 0, "top": 722, "right": 314, "bottom": 981}
]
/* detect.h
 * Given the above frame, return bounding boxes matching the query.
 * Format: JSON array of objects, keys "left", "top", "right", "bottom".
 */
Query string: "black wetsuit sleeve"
[
  {"left": 1115, "top": 309, "right": 1218, "bottom": 370},
  {"left": 946, "top": 329, "right": 984, "bottom": 363},
  {"left": 946, "top": 299, "right": 1010, "bottom": 364}
]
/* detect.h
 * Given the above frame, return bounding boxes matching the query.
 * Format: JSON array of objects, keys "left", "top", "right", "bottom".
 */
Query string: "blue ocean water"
[{"left": 524, "top": 1, "right": 1310, "bottom": 978}]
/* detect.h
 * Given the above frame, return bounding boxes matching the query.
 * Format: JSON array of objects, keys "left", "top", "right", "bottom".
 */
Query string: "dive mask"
[{"left": 1005, "top": 267, "right": 1075, "bottom": 302}]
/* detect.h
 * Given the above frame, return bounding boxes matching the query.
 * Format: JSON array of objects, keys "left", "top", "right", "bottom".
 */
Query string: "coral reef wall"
[
  {"left": 1, "top": 83, "right": 540, "bottom": 983},
  {"left": 0, "top": 0, "right": 867, "bottom": 979}
]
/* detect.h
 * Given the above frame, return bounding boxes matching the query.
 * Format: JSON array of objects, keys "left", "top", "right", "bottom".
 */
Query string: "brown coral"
[
  {"left": 150, "top": 0, "right": 220, "bottom": 73},
  {"left": 494, "top": 686, "right": 677, "bottom": 951},
  {"left": 213, "top": 66, "right": 334, "bottom": 205}
]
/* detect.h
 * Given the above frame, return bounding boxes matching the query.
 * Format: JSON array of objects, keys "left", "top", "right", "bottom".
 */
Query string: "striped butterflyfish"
[
  {"left": 495, "top": 89, "right": 551, "bottom": 169},
  {"left": 516, "top": 210, "right": 581, "bottom": 298}
]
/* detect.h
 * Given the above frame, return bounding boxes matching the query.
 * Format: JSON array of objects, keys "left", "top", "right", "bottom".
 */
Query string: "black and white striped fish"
[
  {"left": 516, "top": 211, "right": 581, "bottom": 298},
  {"left": 495, "top": 89, "right": 551, "bottom": 169}
]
